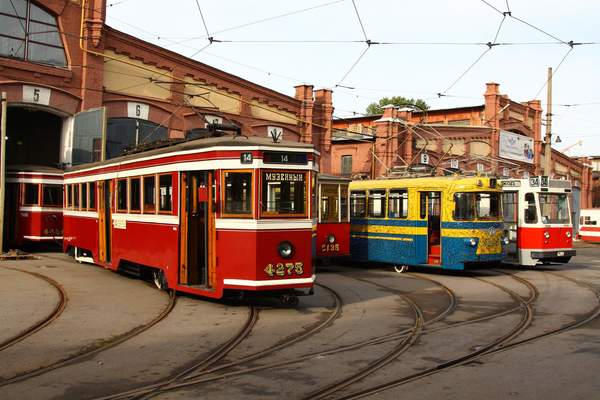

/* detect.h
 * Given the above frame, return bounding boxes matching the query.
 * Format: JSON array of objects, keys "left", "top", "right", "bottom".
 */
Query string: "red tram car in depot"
[
  {"left": 5, "top": 165, "right": 63, "bottom": 247},
  {"left": 63, "top": 134, "right": 318, "bottom": 302},
  {"left": 315, "top": 174, "right": 351, "bottom": 261},
  {"left": 501, "top": 176, "right": 575, "bottom": 266}
]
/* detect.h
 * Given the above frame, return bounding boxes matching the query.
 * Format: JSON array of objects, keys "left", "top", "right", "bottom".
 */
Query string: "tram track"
[
  {"left": 331, "top": 270, "right": 600, "bottom": 400},
  {"left": 94, "top": 282, "right": 343, "bottom": 400},
  {"left": 0, "top": 268, "right": 68, "bottom": 353},
  {"left": 0, "top": 290, "right": 176, "bottom": 387}
]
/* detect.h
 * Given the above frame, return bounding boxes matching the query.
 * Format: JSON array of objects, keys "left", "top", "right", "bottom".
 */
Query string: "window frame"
[
  {"left": 129, "top": 176, "right": 141, "bottom": 214},
  {"left": 157, "top": 173, "right": 174, "bottom": 215},
  {"left": 142, "top": 174, "right": 157, "bottom": 214},
  {"left": 65, "top": 184, "right": 71, "bottom": 209},
  {"left": 221, "top": 169, "right": 254, "bottom": 218},
  {"left": 88, "top": 182, "right": 97, "bottom": 211},
  {"left": 81, "top": 181, "right": 88, "bottom": 210},
  {"left": 350, "top": 190, "right": 367, "bottom": 218},
  {"left": 73, "top": 183, "right": 80, "bottom": 210},
  {"left": 259, "top": 169, "right": 308, "bottom": 219},
  {"left": 41, "top": 183, "right": 62, "bottom": 207},
  {"left": 524, "top": 192, "right": 538, "bottom": 224},
  {"left": 22, "top": 182, "right": 40, "bottom": 206},
  {"left": 388, "top": 189, "right": 409, "bottom": 219},
  {"left": 367, "top": 189, "right": 386, "bottom": 219},
  {"left": 116, "top": 178, "right": 128, "bottom": 213}
]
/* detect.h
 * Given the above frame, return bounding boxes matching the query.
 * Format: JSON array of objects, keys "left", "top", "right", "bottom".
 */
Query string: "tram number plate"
[
  {"left": 321, "top": 243, "right": 340, "bottom": 252},
  {"left": 264, "top": 262, "right": 304, "bottom": 277},
  {"left": 557, "top": 251, "right": 564, "bottom": 256}
]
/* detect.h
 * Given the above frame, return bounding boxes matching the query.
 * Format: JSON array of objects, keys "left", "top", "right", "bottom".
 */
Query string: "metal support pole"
[
  {"left": 0, "top": 92, "right": 7, "bottom": 252},
  {"left": 544, "top": 67, "right": 553, "bottom": 176}
]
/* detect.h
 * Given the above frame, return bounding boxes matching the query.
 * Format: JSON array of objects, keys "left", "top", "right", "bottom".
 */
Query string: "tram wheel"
[
  {"left": 394, "top": 265, "right": 409, "bottom": 274},
  {"left": 282, "top": 295, "right": 299, "bottom": 306},
  {"left": 153, "top": 269, "right": 168, "bottom": 291}
]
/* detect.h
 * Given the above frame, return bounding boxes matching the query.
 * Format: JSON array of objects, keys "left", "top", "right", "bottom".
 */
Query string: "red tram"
[
  {"left": 63, "top": 135, "right": 318, "bottom": 302},
  {"left": 315, "top": 174, "right": 350, "bottom": 260},
  {"left": 5, "top": 165, "right": 63, "bottom": 247},
  {"left": 501, "top": 176, "right": 575, "bottom": 266}
]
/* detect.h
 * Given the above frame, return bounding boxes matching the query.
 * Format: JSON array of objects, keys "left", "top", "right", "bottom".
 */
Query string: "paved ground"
[{"left": 0, "top": 244, "right": 599, "bottom": 400}]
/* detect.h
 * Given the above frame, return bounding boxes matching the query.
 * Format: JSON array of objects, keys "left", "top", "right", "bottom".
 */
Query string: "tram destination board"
[{"left": 263, "top": 151, "right": 308, "bottom": 165}]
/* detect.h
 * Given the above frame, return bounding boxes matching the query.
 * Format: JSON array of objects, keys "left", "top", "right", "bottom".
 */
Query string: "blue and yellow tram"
[{"left": 349, "top": 176, "right": 507, "bottom": 270}]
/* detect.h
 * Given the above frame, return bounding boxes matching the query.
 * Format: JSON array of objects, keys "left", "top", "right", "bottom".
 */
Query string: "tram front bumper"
[{"left": 530, "top": 250, "right": 576, "bottom": 259}]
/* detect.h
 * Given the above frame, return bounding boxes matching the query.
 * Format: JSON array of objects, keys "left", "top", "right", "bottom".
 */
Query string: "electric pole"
[
  {"left": 0, "top": 92, "right": 7, "bottom": 252},
  {"left": 544, "top": 67, "right": 553, "bottom": 176}
]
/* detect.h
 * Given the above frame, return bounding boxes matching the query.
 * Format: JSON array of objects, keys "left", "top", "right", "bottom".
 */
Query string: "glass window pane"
[
  {"left": 0, "top": 36, "right": 25, "bottom": 58},
  {"left": 30, "top": 3, "right": 57, "bottom": 25},
  {"left": 159, "top": 175, "right": 172, "bottom": 212},
  {"left": 81, "top": 181, "right": 88, "bottom": 209},
  {"left": 502, "top": 192, "right": 518, "bottom": 223},
  {"left": 89, "top": 182, "right": 96, "bottom": 209},
  {"left": 340, "top": 184, "right": 348, "bottom": 220},
  {"left": 0, "top": 14, "right": 27, "bottom": 39},
  {"left": 143, "top": 175, "right": 156, "bottom": 213},
  {"left": 74, "top": 184, "right": 80, "bottom": 209},
  {"left": 453, "top": 193, "right": 474, "bottom": 221},
  {"left": 66, "top": 184, "right": 71, "bottom": 208},
  {"left": 261, "top": 171, "right": 306, "bottom": 216},
  {"left": 117, "top": 179, "right": 127, "bottom": 211},
  {"left": 388, "top": 190, "right": 408, "bottom": 219},
  {"left": 475, "top": 193, "right": 500, "bottom": 220},
  {"left": 350, "top": 191, "right": 366, "bottom": 218},
  {"left": 24, "top": 183, "right": 39, "bottom": 205},
  {"left": 106, "top": 118, "right": 137, "bottom": 159},
  {"left": 27, "top": 42, "right": 66, "bottom": 66},
  {"left": 42, "top": 184, "right": 62, "bottom": 206},
  {"left": 0, "top": 0, "right": 27, "bottom": 17},
  {"left": 138, "top": 120, "right": 167, "bottom": 144},
  {"left": 224, "top": 172, "right": 252, "bottom": 214},
  {"left": 368, "top": 190, "right": 385, "bottom": 218},
  {"left": 320, "top": 184, "right": 339, "bottom": 222},
  {"left": 29, "top": 21, "right": 62, "bottom": 46},
  {"left": 539, "top": 193, "right": 570, "bottom": 224},
  {"left": 525, "top": 193, "right": 537, "bottom": 224},
  {"left": 130, "top": 177, "right": 141, "bottom": 211}
]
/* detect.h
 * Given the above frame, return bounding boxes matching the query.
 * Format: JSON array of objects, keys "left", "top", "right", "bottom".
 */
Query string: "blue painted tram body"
[{"left": 349, "top": 176, "right": 507, "bottom": 270}]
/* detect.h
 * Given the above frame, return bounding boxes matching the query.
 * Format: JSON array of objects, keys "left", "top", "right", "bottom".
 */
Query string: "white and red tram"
[
  {"left": 578, "top": 209, "right": 600, "bottom": 243},
  {"left": 315, "top": 174, "right": 351, "bottom": 261},
  {"left": 501, "top": 176, "right": 575, "bottom": 266},
  {"left": 5, "top": 165, "right": 63, "bottom": 247},
  {"left": 63, "top": 135, "right": 318, "bottom": 301}
]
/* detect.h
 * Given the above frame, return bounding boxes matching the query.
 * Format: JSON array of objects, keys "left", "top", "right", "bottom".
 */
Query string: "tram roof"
[
  {"left": 6, "top": 164, "right": 64, "bottom": 174},
  {"left": 67, "top": 135, "right": 316, "bottom": 173},
  {"left": 349, "top": 175, "right": 500, "bottom": 191}
]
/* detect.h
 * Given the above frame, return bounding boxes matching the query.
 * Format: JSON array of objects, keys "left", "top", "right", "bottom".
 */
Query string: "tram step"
[
  {"left": 429, "top": 245, "right": 441, "bottom": 256},
  {"left": 427, "top": 255, "right": 441, "bottom": 265}
]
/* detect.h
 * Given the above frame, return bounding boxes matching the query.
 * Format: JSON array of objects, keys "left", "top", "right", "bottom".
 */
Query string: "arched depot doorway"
[{"left": 6, "top": 105, "right": 63, "bottom": 167}]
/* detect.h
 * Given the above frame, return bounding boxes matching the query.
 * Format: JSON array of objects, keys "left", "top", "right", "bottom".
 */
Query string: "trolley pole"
[
  {"left": 544, "top": 67, "right": 553, "bottom": 176},
  {"left": 0, "top": 92, "right": 7, "bottom": 252}
]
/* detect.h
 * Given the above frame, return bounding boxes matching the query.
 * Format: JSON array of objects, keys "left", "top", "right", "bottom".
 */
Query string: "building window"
[
  {"left": 223, "top": 171, "right": 252, "bottom": 216},
  {"left": 23, "top": 183, "right": 39, "bottom": 205},
  {"left": 341, "top": 155, "right": 352, "bottom": 177},
  {"left": 158, "top": 174, "right": 172, "bottom": 212},
  {"left": 106, "top": 118, "right": 168, "bottom": 159},
  {"left": 143, "top": 175, "right": 156, "bottom": 213},
  {"left": 0, "top": 0, "right": 67, "bottom": 67}
]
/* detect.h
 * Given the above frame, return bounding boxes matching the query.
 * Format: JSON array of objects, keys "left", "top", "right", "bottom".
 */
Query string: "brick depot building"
[
  {"left": 331, "top": 83, "right": 593, "bottom": 214},
  {"left": 0, "top": 0, "right": 332, "bottom": 170}
]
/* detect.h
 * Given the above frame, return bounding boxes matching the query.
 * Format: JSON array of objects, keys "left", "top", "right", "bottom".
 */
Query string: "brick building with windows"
[{"left": 0, "top": 0, "right": 332, "bottom": 170}]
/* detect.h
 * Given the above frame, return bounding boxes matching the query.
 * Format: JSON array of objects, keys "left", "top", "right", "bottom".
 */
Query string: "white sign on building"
[
  {"left": 127, "top": 102, "right": 149, "bottom": 120},
  {"left": 499, "top": 130, "right": 534, "bottom": 164},
  {"left": 477, "top": 163, "right": 485, "bottom": 172},
  {"left": 420, "top": 153, "right": 430, "bottom": 165},
  {"left": 267, "top": 126, "right": 283, "bottom": 142},
  {"left": 450, "top": 159, "right": 459, "bottom": 169},
  {"left": 23, "top": 85, "right": 51, "bottom": 106},
  {"left": 205, "top": 115, "right": 223, "bottom": 126}
]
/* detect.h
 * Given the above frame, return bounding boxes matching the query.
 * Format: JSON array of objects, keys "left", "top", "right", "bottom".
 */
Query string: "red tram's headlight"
[
  {"left": 327, "top": 234, "right": 336, "bottom": 244},
  {"left": 278, "top": 241, "right": 294, "bottom": 259},
  {"left": 566, "top": 231, "right": 572, "bottom": 238},
  {"left": 544, "top": 231, "right": 551, "bottom": 239}
]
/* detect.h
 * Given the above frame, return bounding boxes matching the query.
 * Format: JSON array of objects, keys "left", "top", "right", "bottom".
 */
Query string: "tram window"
[
  {"left": 539, "top": 193, "right": 570, "bottom": 224},
  {"left": 117, "top": 179, "right": 128, "bottom": 212},
  {"left": 261, "top": 171, "right": 306, "bottom": 216},
  {"left": 368, "top": 190, "right": 386, "bottom": 218},
  {"left": 42, "top": 184, "right": 62, "bottom": 207},
  {"left": 130, "top": 177, "right": 141, "bottom": 213},
  {"left": 143, "top": 175, "right": 156, "bottom": 213},
  {"left": 388, "top": 190, "right": 408, "bottom": 219},
  {"left": 74, "top": 184, "right": 80, "bottom": 209},
  {"left": 524, "top": 193, "right": 537, "bottom": 224},
  {"left": 320, "top": 184, "right": 340, "bottom": 222},
  {"left": 66, "top": 184, "right": 71, "bottom": 209},
  {"left": 475, "top": 193, "right": 500, "bottom": 220},
  {"left": 502, "top": 192, "right": 518, "bottom": 223},
  {"left": 89, "top": 183, "right": 96, "bottom": 210},
  {"left": 23, "top": 183, "right": 39, "bottom": 206},
  {"left": 453, "top": 193, "right": 474, "bottom": 221},
  {"left": 350, "top": 191, "right": 366, "bottom": 218},
  {"left": 224, "top": 172, "right": 252, "bottom": 215},
  {"left": 158, "top": 175, "right": 173, "bottom": 212},
  {"left": 420, "top": 193, "right": 427, "bottom": 219},
  {"left": 341, "top": 185, "right": 349, "bottom": 221},
  {"left": 81, "top": 182, "right": 88, "bottom": 210}
]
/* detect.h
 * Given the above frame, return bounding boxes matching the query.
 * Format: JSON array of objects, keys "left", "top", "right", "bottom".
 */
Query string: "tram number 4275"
[{"left": 264, "top": 262, "right": 304, "bottom": 277}]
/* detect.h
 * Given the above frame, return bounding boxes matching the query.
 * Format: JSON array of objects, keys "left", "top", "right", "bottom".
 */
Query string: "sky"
[{"left": 106, "top": 0, "right": 600, "bottom": 157}]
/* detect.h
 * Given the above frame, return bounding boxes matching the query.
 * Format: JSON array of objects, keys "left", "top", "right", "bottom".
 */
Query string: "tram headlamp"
[
  {"left": 327, "top": 234, "right": 336, "bottom": 244},
  {"left": 502, "top": 237, "right": 510, "bottom": 245},
  {"left": 469, "top": 238, "right": 477, "bottom": 247},
  {"left": 566, "top": 231, "right": 572, "bottom": 238},
  {"left": 278, "top": 241, "right": 294, "bottom": 259},
  {"left": 544, "top": 231, "right": 551, "bottom": 239}
]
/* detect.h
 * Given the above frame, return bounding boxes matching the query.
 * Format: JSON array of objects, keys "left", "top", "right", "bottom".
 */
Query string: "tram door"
[
  {"left": 180, "top": 171, "right": 215, "bottom": 288},
  {"left": 502, "top": 191, "right": 518, "bottom": 260},
  {"left": 420, "top": 191, "right": 441, "bottom": 265},
  {"left": 98, "top": 180, "right": 112, "bottom": 263}
]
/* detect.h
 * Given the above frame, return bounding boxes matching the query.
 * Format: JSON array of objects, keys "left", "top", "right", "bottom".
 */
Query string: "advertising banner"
[{"left": 499, "top": 130, "right": 534, "bottom": 164}]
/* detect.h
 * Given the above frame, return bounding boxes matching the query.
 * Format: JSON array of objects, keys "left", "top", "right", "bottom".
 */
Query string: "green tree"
[{"left": 365, "top": 96, "right": 429, "bottom": 115}]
